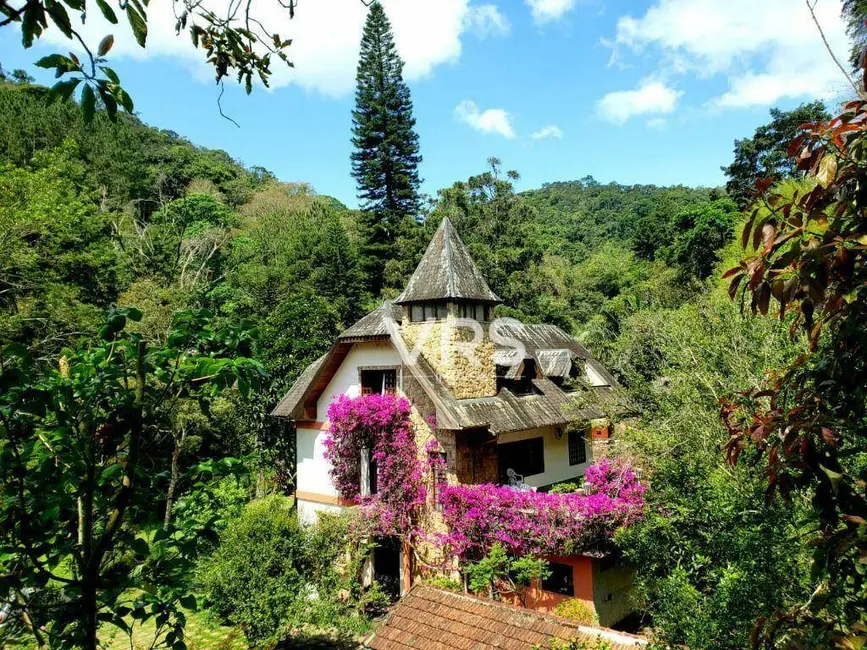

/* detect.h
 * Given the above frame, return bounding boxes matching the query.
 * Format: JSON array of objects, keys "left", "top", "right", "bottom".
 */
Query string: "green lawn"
[
  {"left": 101, "top": 608, "right": 246, "bottom": 650},
  {"left": 5, "top": 608, "right": 366, "bottom": 650}
]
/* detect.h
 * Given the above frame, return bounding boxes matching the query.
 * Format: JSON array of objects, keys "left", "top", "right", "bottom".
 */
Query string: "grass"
[
  {"left": 101, "top": 607, "right": 246, "bottom": 650},
  {"left": 5, "top": 607, "right": 369, "bottom": 650}
]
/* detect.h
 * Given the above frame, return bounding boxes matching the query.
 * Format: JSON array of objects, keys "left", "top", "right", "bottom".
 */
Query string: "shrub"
[
  {"left": 550, "top": 481, "right": 580, "bottom": 494},
  {"left": 553, "top": 599, "right": 598, "bottom": 625},
  {"left": 465, "top": 543, "right": 550, "bottom": 607},
  {"left": 423, "top": 575, "right": 463, "bottom": 592},
  {"left": 199, "top": 495, "right": 307, "bottom": 647}
]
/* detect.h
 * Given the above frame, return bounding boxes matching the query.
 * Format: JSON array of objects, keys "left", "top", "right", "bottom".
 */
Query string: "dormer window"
[{"left": 410, "top": 302, "right": 448, "bottom": 322}]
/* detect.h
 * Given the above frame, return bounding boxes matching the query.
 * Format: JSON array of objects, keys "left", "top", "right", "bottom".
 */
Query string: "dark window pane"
[
  {"left": 498, "top": 437, "right": 544, "bottom": 482},
  {"left": 568, "top": 429, "right": 586, "bottom": 466},
  {"left": 411, "top": 305, "right": 423, "bottom": 322},
  {"left": 542, "top": 562, "right": 574, "bottom": 596},
  {"left": 362, "top": 369, "right": 397, "bottom": 395}
]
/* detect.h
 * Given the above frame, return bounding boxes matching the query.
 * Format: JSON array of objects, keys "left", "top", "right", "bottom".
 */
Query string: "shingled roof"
[
  {"left": 338, "top": 301, "right": 401, "bottom": 340},
  {"left": 271, "top": 301, "right": 620, "bottom": 429},
  {"left": 395, "top": 217, "right": 501, "bottom": 305},
  {"left": 364, "top": 585, "right": 646, "bottom": 650}
]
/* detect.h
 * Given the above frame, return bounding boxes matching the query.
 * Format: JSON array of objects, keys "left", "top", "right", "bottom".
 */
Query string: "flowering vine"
[
  {"left": 324, "top": 393, "right": 426, "bottom": 537},
  {"left": 436, "top": 458, "right": 646, "bottom": 562},
  {"left": 325, "top": 398, "right": 646, "bottom": 564}
]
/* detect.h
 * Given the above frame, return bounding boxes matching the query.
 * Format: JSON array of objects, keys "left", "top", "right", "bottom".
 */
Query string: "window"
[
  {"left": 498, "top": 437, "right": 544, "bottom": 483},
  {"left": 568, "top": 428, "right": 587, "bottom": 466},
  {"left": 457, "top": 303, "right": 489, "bottom": 321},
  {"left": 409, "top": 302, "right": 447, "bottom": 322},
  {"left": 361, "top": 369, "right": 397, "bottom": 395},
  {"left": 542, "top": 562, "right": 575, "bottom": 597},
  {"left": 429, "top": 451, "right": 447, "bottom": 510}
]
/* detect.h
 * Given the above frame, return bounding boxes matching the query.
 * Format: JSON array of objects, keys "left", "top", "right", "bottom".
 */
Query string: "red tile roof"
[{"left": 365, "top": 585, "right": 647, "bottom": 650}]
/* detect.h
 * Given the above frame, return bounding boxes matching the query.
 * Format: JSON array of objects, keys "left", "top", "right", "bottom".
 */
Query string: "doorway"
[{"left": 373, "top": 536, "right": 402, "bottom": 600}]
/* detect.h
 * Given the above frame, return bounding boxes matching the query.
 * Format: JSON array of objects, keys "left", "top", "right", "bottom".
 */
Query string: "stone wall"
[{"left": 401, "top": 305, "right": 496, "bottom": 399}]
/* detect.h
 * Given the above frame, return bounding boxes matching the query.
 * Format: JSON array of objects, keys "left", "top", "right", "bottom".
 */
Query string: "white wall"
[
  {"left": 315, "top": 341, "right": 402, "bottom": 420},
  {"left": 296, "top": 427, "right": 337, "bottom": 497},
  {"left": 295, "top": 341, "right": 403, "bottom": 502},
  {"left": 297, "top": 499, "right": 344, "bottom": 526},
  {"left": 497, "top": 425, "right": 592, "bottom": 488}
]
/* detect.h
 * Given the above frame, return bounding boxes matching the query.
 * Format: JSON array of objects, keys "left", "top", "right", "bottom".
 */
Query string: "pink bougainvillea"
[
  {"left": 436, "top": 458, "right": 646, "bottom": 562},
  {"left": 324, "top": 393, "right": 426, "bottom": 537},
  {"left": 325, "top": 397, "right": 646, "bottom": 560}
]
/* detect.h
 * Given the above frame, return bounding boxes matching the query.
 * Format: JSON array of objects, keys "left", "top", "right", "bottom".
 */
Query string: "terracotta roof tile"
[{"left": 366, "top": 586, "right": 647, "bottom": 650}]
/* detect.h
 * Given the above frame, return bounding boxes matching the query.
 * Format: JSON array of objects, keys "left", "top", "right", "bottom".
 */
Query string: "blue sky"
[{"left": 0, "top": 0, "right": 853, "bottom": 207}]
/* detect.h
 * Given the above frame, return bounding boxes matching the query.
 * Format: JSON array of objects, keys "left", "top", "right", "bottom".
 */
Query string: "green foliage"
[
  {"left": 0, "top": 139, "right": 125, "bottom": 353},
  {"left": 200, "top": 503, "right": 376, "bottom": 647},
  {"left": 549, "top": 481, "right": 580, "bottom": 494},
  {"left": 605, "top": 253, "right": 809, "bottom": 649},
  {"left": 722, "top": 100, "right": 867, "bottom": 647},
  {"left": 351, "top": 1, "right": 422, "bottom": 295},
  {"left": 465, "top": 543, "right": 550, "bottom": 607},
  {"left": 721, "top": 101, "right": 830, "bottom": 209},
  {"left": 844, "top": 0, "right": 867, "bottom": 69},
  {"left": 0, "top": 307, "right": 264, "bottom": 650},
  {"left": 0, "top": 84, "right": 270, "bottom": 213},
  {"left": 422, "top": 576, "right": 463, "bottom": 592},
  {"left": 663, "top": 199, "right": 738, "bottom": 280},
  {"left": 523, "top": 175, "right": 719, "bottom": 263},
  {"left": 552, "top": 599, "right": 598, "bottom": 625},
  {"left": 2, "top": 0, "right": 294, "bottom": 122},
  {"left": 543, "top": 636, "right": 613, "bottom": 650},
  {"left": 199, "top": 496, "right": 307, "bottom": 647}
]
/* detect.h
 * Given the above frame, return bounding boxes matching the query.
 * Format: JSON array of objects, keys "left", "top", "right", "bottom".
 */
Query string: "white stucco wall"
[
  {"left": 497, "top": 425, "right": 592, "bottom": 488},
  {"left": 295, "top": 342, "right": 403, "bottom": 521},
  {"left": 315, "top": 341, "right": 403, "bottom": 420},
  {"left": 296, "top": 426, "right": 337, "bottom": 497},
  {"left": 297, "top": 499, "right": 344, "bottom": 525}
]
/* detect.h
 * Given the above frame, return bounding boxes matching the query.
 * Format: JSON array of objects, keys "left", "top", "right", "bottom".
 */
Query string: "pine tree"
[{"left": 351, "top": 1, "right": 422, "bottom": 295}]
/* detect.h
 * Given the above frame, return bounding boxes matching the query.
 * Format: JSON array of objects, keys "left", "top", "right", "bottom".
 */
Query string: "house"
[
  {"left": 272, "top": 217, "right": 629, "bottom": 626},
  {"left": 364, "top": 584, "right": 646, "bottom": 650}
]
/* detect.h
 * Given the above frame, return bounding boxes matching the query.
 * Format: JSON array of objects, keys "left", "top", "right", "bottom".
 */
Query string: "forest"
[{"left": 1, "top": 1, "right": 866, "bottom": 649}]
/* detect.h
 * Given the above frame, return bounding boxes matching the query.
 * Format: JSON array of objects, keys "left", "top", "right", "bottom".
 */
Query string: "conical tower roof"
[{"left": 395, "top": 217, "right": 501, "bottom": 305}]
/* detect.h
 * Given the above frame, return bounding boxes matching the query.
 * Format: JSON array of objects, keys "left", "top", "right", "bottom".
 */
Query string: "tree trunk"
[
  {"left": 163, "top": 430, "right": 184, "bottom": 529},
  {"left": 81, "top": 568, "right": 98, "bottom": 650},
  {"left": 83, "top": 341, "right": 146, "bottom": 649}
]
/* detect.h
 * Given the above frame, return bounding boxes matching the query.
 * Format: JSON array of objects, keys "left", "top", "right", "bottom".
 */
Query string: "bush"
[
  {"left": 199, "top": 495, "right": 307, "bottom": 647},
  {"left": 553, "top": 599, "right": 598, "bottom": 625},
  {"left": 423, "top": 575, "right": 463, "bottom": 592},
  {"left": 549, "top": 481, "right": 580, "bottom": 494}
]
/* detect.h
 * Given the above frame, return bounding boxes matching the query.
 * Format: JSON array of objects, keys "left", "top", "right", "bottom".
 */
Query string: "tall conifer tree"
[{"left": 351, "top": 1, "right": 422, "bottom": 295}]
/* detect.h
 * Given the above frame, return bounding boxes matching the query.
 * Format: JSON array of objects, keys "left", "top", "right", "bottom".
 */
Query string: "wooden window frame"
[{"left": 568, "top": 428, "right": 587, "bottom": 466}]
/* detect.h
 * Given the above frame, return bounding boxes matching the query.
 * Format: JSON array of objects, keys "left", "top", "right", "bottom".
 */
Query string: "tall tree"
[
  {"left": 843, "top": 0, "right": 867, "bottom": 71},
  {"left": 721, "top": 102, "right": 830, "bottom": 209},
  {"left": 351, "top": 1, "right": 422, "bottom": 295}
]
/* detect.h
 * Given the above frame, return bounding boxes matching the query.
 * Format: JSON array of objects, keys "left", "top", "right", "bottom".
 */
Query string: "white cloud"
[
  {"left": 611, "top": 0, "right": 852, "bottom": 108},
  {"left": 525, "top": 0, "right": 577, "bottom": 24},
  {"left": 38, "top": 0, "right": 480, "bottom": 97},
  {"left": 530, "top": 125, "right": 564, "bottom": 139},
  {"left": 465, "top": 4, "right": 511, "bottom": 38},
  {"left": 454, "top": 100, "right": 516, "bottom": 138},
  {"left": 597, "top": 80, "right": 683, "bottom": 124},
  {"left": 646, "top": 117, "right": 668, "bottom": 130}
]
